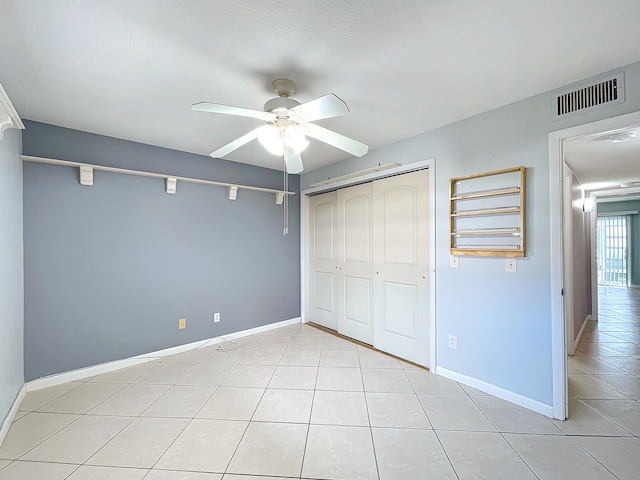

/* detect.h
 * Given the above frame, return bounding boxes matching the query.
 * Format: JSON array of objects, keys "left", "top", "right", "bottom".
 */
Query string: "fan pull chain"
[{"left": 283, "top": 159, "right": 289, "bottom": 236}]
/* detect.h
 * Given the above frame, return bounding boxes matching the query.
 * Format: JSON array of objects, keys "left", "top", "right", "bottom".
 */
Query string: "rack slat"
[
  {"left": 451, "top": 229, "right": 521, "bottom": 236},
  {"left": 451, "top": 207, "right": 520, "bottom": 217},
  {"left": 451, "top": 187, "right": 520, "bottom": 200}
]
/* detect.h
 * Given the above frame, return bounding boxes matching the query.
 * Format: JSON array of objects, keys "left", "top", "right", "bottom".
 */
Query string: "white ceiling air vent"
[{"left": 553, "top": 72, "right": 625, "bottom": 119}]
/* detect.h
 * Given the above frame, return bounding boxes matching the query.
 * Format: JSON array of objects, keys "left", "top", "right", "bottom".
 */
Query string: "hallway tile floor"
[{"left": 1, "top": 287, "right": 639, "bottom": 479}]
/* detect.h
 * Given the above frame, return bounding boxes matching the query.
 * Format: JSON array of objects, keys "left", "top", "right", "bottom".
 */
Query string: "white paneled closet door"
[
  {"left": 309, "top": 191, "right": 338, "bottom": 330},
  {"left": 336, "top": 183, "right": 374, "bottom": 345},
  {"left": 372, "top": 169, "right": 430, "bottom": 366}
]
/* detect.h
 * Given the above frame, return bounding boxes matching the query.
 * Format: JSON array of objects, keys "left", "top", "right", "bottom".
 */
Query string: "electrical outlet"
[
  {"left": 448, "top": 335, "right": 458, "bottom": 350},
  {"left": 178, "top": 318, "right": 186, "bottom": 329},
  {"left": 505, "top": 258, "right": 517, "bottom": 274},
  {"left": 214, "top": 312, "right": 220, "bottom": 323},
  {"left": 450, "top": 255, "right": 460, "bottom": 269}
]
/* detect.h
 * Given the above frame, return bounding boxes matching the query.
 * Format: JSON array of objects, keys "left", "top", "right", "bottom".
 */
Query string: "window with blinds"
[{"left": 597, "top": 215, "right": 629, "bottom": 286}]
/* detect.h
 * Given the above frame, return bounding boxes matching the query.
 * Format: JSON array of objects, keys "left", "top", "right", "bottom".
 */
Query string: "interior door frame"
[
  {"left": 563, "top": 168, "right": 575, "bottom": 356},
  {"left": 549, "top": 109, "right": 640, "bottom": 420},
  {"left": 301, "top": 159, "right": 437, "bottom": 369}
]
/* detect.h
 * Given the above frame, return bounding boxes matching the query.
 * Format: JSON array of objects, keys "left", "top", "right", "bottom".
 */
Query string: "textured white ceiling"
[
  {"left": 1, "top": 0, "right": 640, "bottom": 173},
  {"left": 564, "top": 126, "right": 640, "bottom": 187}
]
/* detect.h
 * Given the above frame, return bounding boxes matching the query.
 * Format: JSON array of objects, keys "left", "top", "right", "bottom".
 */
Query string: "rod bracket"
[
  {"left": 79, "top": 165, "right": 93, "bottom": 186},
  {"left": 165, "top": 177, "right": 177, "bottom": 194}
]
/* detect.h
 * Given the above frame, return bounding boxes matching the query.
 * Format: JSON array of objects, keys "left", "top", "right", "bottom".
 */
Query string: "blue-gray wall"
[
  {"left": 0, "top": 128, "right": 24, "bottom": 421},
  {"left": 598, "top": 199, "right": 640, "bottom": 286},
  {"left": 302, "top": 60, "right": 640, "bottom": 407},
  {"left": 23, "top": 121, "right": 300, "bottom": 381}
]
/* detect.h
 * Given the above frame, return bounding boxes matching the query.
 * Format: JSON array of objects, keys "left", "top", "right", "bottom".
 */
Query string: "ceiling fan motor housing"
[{"left": 263, "top": 96, "right": 300, "bottom": 113}]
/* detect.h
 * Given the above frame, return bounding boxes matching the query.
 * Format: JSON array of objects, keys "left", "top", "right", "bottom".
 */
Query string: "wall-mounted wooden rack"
[{"left": 449, "top": 166, "right": 526, "bottom": 257}]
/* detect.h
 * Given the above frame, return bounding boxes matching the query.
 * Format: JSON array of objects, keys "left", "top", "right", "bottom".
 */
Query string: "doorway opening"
[{"left": 549, "top": 109, "right": 640, "bottom": 420}]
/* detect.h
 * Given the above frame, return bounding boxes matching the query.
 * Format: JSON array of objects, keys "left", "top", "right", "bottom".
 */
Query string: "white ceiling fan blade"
[
  {"left": 210, "top": 125, "right": 272, "bottom": 158},
  {"left": 306, "top": 124, "right": 369, "bottom": 157},
  {"left": 192, "top": 102, "right": 274, "bottom": 121},
  {"left": 291, "top": 94, "right": 350, "bottom": 122},
  {"left": 284, "top": 144, "right": 304, "bottom": 174}
]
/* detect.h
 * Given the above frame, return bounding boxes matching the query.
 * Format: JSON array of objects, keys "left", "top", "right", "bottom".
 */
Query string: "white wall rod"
[{"left": 20, "top": 155, "right": 296, "bottom": 196}]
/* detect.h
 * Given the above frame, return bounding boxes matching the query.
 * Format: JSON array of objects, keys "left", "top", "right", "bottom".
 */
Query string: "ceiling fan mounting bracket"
[{"left": 272, "top": 78, "right": 296, "bottom": 98}]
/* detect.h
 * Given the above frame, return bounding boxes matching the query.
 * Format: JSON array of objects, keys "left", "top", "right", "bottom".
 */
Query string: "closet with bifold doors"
[{"left": 308, "top": 168, "right": 430, "bottom": 367}]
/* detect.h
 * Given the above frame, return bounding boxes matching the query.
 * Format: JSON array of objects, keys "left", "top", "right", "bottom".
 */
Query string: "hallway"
[{"left": 567, "top": 285, "right": 640, "bottom": 470}]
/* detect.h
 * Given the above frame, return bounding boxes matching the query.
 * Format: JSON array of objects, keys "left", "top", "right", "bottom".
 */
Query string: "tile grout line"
[
  {"left": 102, "top": 334, "right": 255, "bottom": 477},
  {"left": 464, "top": 389, "right": 538, "bottom": 471},
  {"left": 221, "top": 329, "right": 289, "bottom": 477},
  {"left": 564, "top": 433, "right": 626, "bottom": 480},
  {"left": 143, "top": 332, "right": 266, "bottom": 478},
  {"left": 568, "top": 288, "right": 640, "bottom": 444},
  {"left": 297, "top": 324, "right": 319, "bottom": 480},
  {"left": 5, "top": 362, "right": 169, "bottom": 469},
  {"left": 562, "top": 287, "right": 639, "bottom": 479},
  {"left": 354, "top": 346, "right": 381, "bottom": 480}
]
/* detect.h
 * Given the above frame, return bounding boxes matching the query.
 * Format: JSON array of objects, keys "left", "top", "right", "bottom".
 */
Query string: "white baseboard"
[
  {"left": 206, "top": 317, "right": 301, "bottom": 342},
  {"left": 0, "top": 385, "right": 26, "bottom": 448},
  {"left": 435, "top": 366, "right": 554, "bottom": 418},
  {"left": 26, "top": 317, "right": 301, "bottom": 392},
  {"left": 134, "top": 339, "right": 215, "bottom": 360},
  {"left": 570, "top": 314, "right": 591, "bottom": 356}
]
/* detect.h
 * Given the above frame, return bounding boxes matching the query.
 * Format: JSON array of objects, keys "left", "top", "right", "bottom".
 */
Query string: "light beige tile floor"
[{"left": 1, "top": 286, "right": 639, "bottom": 479}]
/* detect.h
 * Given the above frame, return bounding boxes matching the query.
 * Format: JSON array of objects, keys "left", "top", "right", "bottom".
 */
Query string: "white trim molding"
[
  {"left": 0, "top": 385, "right": 26, "bottom": 448},
  {"left": 0, "top": 83, "right": 25, "bottom": 141},
  {"left": 570, "top": 315, "right": 591, "bottom": 356},
  {"left": 303, "top": 161, "right": 428, "bottom": 196},
  {"left": 308, "top": 163, "right": 400, "bottom": 189},
  {"left": 436, "top": 366, "right": 554, "bottom": 417}
]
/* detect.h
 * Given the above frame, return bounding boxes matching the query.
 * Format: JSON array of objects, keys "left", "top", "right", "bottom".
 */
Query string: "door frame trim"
[
  {"left": 549, "top": 109, "right": 640, "bottom": 420},
  {"left": 301, "top": 158, "right": 437, "bottom": 369}
]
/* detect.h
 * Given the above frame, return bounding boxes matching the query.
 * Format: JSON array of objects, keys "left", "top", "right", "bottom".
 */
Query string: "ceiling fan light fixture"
[
  {"left": 258, "top": 126, "right": 284, "bottom": 155},
  {"left": 285, "top": 125, "right": 309, "bottom": 154},
  {"left": 258, "top": 125, "right": 309, "bottom": 156}
]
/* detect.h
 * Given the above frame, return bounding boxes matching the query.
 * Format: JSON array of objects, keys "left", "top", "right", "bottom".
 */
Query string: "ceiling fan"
[{"left": 191, "top": 79, "right": 368, "bottom": 174}]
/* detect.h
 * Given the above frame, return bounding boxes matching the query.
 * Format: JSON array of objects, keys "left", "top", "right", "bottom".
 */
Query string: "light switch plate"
[
  {"left": 505, "top": 258, "right": 517, "bottom": 273},
  {"left": 450, "top": 255, "right": 460, "bottom": 269}
]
